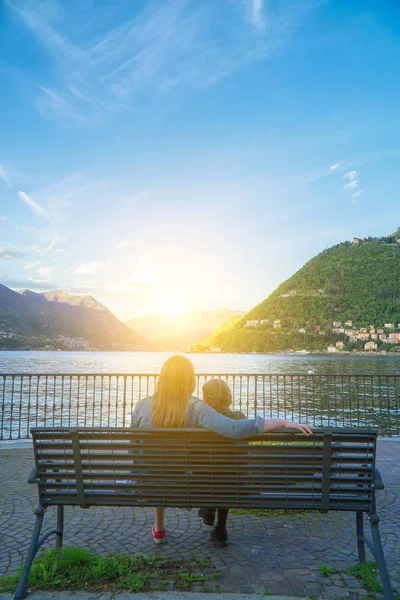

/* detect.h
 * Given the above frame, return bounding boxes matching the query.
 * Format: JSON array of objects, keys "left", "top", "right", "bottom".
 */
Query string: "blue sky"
[{"left": 1, "top": 0, "right": 400, "bottom": 320}]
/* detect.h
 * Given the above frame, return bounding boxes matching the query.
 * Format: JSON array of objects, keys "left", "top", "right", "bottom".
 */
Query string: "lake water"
[
  {"left": 1, "top": 352, "right": 399, "bottom": 440},
  {"left": 1, "top": 350, "right": 400, "bottom": 375}
]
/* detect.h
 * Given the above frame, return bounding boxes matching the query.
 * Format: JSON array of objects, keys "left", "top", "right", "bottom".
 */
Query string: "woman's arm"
[
  {"left": 263, "top": 418, "right": 313, "bottom": 436},
  {"left": 192, "top": 401, "right": 312, "bottom": 438}
]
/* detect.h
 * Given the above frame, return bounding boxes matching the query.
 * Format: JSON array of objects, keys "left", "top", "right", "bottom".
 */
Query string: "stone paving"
[{"left": 0, "top": 439, "right": 399, "bottom": 599}]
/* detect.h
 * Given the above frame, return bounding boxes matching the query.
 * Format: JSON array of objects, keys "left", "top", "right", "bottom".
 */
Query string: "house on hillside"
[
  {"left": 299, "top": 328, "right": 306, "bottom": 333},
  {"left": 332, "top": 321, "right": 342, "bottom": 327},
  {"left": 319, "top": 331, "right": 326, "bottom": 335},
  {"left": 352, "top": 237, "right": 362, "bottom": 244},
  {"left": 273, "top": 319, "right": 281, "bottom": 328},
  {"left": 388, "top": 333, "right": 400, "bottom": 344},
  {"left": 357, "top": 333, "right": 370, "bottom": 340},
  {"left": 314, "top": 325, "right": 321, "bottom": 331},
  {"left": 371, "top": 334, "right": 378, "bottom": 340},
  {"left": 245, "top": 320, "right": 259, "bottom": 328},
  {"left": 364, "top": 341, "right": 377, "bottom": 351},
  {"left": 336, "top": 341, "right": 344, "bottom": 349},
  {"left": 333, "top": 327, "right": 345, "bottom": 334},
  {"left": 384, "top": 323, "right": 395, "bottom": 330},
  {"left": 327, "top": 346, "right": 338, "bottom": 353},
  {"left": 345, "top": 320, "right": 353, "bottom": 327},
  {"left": 377, "top": 328, "right": 384, "bottom": 334}
]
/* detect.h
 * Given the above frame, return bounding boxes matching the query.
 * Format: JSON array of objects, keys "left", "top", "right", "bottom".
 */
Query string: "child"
[{"left": 198, "top": 378, "right": 246, "bottom": 546}]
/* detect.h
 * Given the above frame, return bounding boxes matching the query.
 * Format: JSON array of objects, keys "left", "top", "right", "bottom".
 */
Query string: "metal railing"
[{"left": 1, "top": 373, "right": 399, "bottom": 440}]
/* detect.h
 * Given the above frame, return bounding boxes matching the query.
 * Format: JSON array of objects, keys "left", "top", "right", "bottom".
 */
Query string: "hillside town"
[{"left": 244, "top": 317, "right": 400, "bottom": 352}]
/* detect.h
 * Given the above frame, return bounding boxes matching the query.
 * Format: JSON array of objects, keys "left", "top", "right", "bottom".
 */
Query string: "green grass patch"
[
  {"left": 0, "top": 547, "right": 219, "bottom": 595},
  {"left": 347, "top": 562, "right": 383, "bottom": 594},
  {"left": 318, "top": 563, "right": 334, "bottom": 576}
]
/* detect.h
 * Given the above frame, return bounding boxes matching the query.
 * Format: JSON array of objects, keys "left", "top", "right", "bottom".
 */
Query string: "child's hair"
[{"left": 202, "top": 378, "right": 232, "bottom": 414}]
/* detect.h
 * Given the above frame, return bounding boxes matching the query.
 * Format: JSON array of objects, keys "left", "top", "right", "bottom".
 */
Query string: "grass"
[
  {"left": 318, "top": 563, "right": 334, "bottom": 576},
  {"left": 347, "top": 562, "right": 383, "bottom": 594},
  {"left": 0, "top": 547, "right": 219, "bottom": 595}
]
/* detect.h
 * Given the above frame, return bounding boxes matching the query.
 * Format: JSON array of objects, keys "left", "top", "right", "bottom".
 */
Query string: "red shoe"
[{"left": 152, "top": 526, "right": 166, "bottom": 544}]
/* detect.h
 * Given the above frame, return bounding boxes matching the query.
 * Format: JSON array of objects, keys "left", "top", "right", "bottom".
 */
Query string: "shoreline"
[{"left": 0, "top": 348, "right": 398, "bottom": 356}]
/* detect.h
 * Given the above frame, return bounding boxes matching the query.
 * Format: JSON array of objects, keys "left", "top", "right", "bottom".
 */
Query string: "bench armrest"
[
  {"left": 27, "top": 466, "right": 38, "bottom": 484},
  {"left": 374, "top": 467, "right": 384, "bottom": 490}
]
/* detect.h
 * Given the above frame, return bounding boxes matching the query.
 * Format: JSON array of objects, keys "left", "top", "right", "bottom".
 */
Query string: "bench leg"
[
  {"left": 56, "top": 506, "right": 64, "bottom": 550},
  {"left": 369, "top": 514, "right": 394, "bottom": 600},
  {"left": 14, "top": 507, "right": 44, "bottom": 600},
  {"left": 356, "top": 511, "right": 366, "bottom": 564}
]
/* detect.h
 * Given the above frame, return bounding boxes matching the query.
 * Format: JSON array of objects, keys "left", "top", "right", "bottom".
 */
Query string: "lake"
[
  {"left": 1, "top": 352, "right": 399, "bottom": 440},
  {"left": 1, "top": 350, "right": 400, "bottom": 375}
]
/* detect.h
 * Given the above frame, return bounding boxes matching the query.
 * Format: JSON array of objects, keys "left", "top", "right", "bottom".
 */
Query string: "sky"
[{"left": 1, "top": 0, "right": 400, "bottom": 321}]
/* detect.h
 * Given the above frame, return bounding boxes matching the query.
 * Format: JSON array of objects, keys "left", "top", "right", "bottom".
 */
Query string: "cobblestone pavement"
[{"left": 0, "top": 439, "right": 399, "bottom": 599}]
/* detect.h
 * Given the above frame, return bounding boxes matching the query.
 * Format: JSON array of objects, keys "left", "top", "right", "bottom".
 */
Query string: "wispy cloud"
[
  {"left": 0, "top": 246, "right": 24, "bottom": 259},
  {"left": 115, "top": 240, "right": 141, "bottom": 249},
  {"left": 0, "top": 216, "right": 10, "bottom": 221},
  {"left": 0, "top": 163, "right": 14, "bottom": 187},
  {"left": 344, "top": 170, "right": 358, "bottom": 182},
  {"left": 330, "top": 163, "right": 339, "bottom": 170},
  {"left": 343, "top": 180, "right": 358, "bottom": 191},
  {"left": 24, "top": 261, "right": 41, "bottom": 270},
  {"left": 3, "top": 276, "right": 55, "bottom": 291},
  {"left": 7, "top": 0, "right": 316, "bottom": 124},
  {"left": 18, "top": 190, "right": 51, "bottom": 220},
  {"left": 35, "top": 265, "right": 55, "bottom": 281},
  {"left": 73, "top": 260, "right": 111, "bottom": 276},
  {"left": 251, "top": 0, "right": 265, "bottom": 30}
]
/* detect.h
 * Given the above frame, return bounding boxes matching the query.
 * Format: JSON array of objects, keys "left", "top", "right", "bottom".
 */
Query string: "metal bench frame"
[{"left": 14, "top": 426, "right": 394, "bottom": 600}]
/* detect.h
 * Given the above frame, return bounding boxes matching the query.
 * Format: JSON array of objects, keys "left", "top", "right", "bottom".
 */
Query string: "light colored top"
[{"left": 130, "top": 396, "right": 265, "bottom": 438}]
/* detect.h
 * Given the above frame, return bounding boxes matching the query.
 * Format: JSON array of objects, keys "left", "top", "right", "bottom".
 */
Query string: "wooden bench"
[{"left": 15, "top": 426, "right": 394, "bottom": 600}]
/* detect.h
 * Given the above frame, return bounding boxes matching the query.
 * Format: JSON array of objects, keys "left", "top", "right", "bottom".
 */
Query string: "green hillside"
[{"left": 213, "top": 231, "right": 400, "bottom": 353}]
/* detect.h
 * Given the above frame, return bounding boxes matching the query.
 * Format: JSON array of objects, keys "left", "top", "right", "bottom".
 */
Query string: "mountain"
[
  {"left": 200, "top": 313, "right": 244, "bottom": 348},
  {"left": 212, "top": 231, "right": 400, "bottom": 353},
  {"left": 0, "top": 285, "right": 149, "bottom": 350},
  {"left": 125, "top": 309, "right": 244, "bottom": 350}
]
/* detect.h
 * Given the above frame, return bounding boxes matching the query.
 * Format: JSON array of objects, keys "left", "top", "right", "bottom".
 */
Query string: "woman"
[{"left": 131, "top": 355, "right": 312, "bottom": 545}]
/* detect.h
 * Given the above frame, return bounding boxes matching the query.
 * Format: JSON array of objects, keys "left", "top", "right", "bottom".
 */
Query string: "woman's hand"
[
  {"left": 282, "top": 419, "right": 313, "bottom": 436},
  {"left": 263, "top": 417, "right": 313, "bottom": 435}
]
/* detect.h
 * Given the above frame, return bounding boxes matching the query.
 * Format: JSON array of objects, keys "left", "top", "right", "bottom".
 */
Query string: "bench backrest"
[{"left": 31, "top": 427, "right": 377, "bottom": 513}]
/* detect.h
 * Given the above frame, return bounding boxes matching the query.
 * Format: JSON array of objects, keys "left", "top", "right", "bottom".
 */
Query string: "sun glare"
[{"left": 161, "top": 295, "right": 184, "bottom": 315}]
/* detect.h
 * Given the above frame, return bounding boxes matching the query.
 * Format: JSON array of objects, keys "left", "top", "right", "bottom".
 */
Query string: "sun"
[
  {"left": 160, "top": 292, "right": 185, "bottom": 315},
  {"left": 162, "top": 300, "right": 183, "bottom": 315}
]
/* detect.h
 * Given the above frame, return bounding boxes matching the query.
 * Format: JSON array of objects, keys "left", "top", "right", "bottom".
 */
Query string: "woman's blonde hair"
[
  {"left": 202, "top": 378, "right": 232, "bottom": 414},
  {"left": 152, "top": 355, "right": 196, "bottom": 428}
]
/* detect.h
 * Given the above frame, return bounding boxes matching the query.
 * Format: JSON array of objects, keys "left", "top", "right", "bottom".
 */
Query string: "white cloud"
[
  {"left": 7, "top": 0, "right": 316, "bottom": 124},
  {"left": 114, "top": 240, "right": 141, "bottom": 249},
  {"left": 18, "top": 190, "right": 51, "bottom": 220},
  {"left": 35, "top": 266, "right": 55, "bottom": 281},
  {"left": 28, "top": 244, "right": 42, "bottom": 254},
  {"left": 343, "top": 180, "right": 358, "bottom": 191},
  {"left": 352, "top": 190, "right": 364, "bottom": 198},
  {"left": 24, "top": 261, "right": 41, "bottom": 270},
  {"left": 0, "top": 246, "right": 24, "bottom": 259},
  {"left": 251, "top": 0, "right": 264, "bottom": 30},
  {"left": 330, "top": 163, "right": 339, "bottom": 170},
  {"left": 344, "top": 170, "right": 358, "bottom": 181},
  {"left": 0, "top": 216, "right": 9, "bottom": 220},
  {"left": 73, "top": 260, "right": 111, "bottom": 275},
  {"left": 56, "top": 248, "right": 65, "bottom": 253},
  {"left": 0, "top": 164, "right": 13, "bottom": 187}
]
